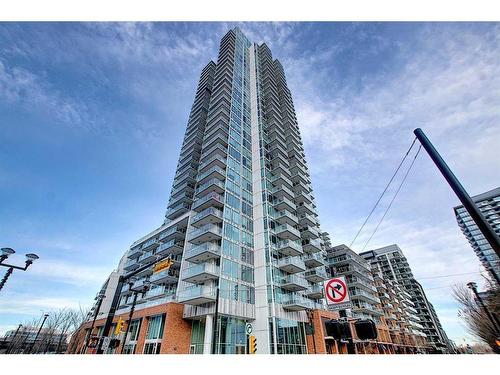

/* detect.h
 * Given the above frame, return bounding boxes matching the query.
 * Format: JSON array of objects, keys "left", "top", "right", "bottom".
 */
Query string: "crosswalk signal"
[
  {"left": 249, "top": 335, "right": 257, "bottom": 354},
  {"left": 114, "top": 318, "right": 125, "bottom": 336}
]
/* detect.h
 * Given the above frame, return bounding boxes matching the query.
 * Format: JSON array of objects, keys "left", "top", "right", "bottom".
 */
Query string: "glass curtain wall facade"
[
  {"left": 114, "top": 27, "right": 327, "bottom": 355},
  {"left": 454, "top": 187, "right": 500, "bottom": 284}
]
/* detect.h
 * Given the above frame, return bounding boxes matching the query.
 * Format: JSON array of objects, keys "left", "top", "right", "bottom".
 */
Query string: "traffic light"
[
  {"left": 249, "top": 335, "right": 257, "bottom": 354},
  {"left": 109, "top": 338, "right": 121, "bottom": 349},
  {"left": 325, "top": 319, "right": 352, "bottom": 340},
  {"left": 354, "top": 319, "right": 378, "bottom": 340},
  {"left": 114, "top": 318, "right": 125, "bottom": 336}
]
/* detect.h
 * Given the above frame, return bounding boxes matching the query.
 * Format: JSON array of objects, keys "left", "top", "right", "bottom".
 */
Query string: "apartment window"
[
  {"left": 123, "top": 318, "right": 142, "bottom": 354},
  {"left": 143, "top": 314, "right": 165, "bottom": 354}
]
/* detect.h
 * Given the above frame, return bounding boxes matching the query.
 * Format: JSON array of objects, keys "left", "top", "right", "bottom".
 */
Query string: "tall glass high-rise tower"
[{"left": 115, "top": 28, "right": 327, "bottom": 354}]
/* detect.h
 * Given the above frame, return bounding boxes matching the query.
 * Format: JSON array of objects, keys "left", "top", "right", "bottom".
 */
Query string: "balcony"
[
  {"left": 294, "top": 191, "right": 313, "bottom": 205},
  {"left": 274, "top": 196, "right": 296, "bottom": 212},
  {"left": 305, "top": 285, "right": 324, "bottom": 299},
  {"left": 156, "top": 239, "right": 184, "bottom": 257},
  {"left": 159, "top": 225, "right": 186, "bottom": 242},
  {"left": 350, "top": 288, "right": 380, "bottom": 304},
  {"left": 195, "top": 178, "right": 225, "bottom": 196},
  {"left": 191, "top": 207, "right": 224, "bottom": 227},
  {"left": 304, "top": 268, "right": 328, "bottom": 283},
  {"left": 188, "top": 224, "right": 222, "bottom": 245},
  {"left": 192, "top": 192, "right": 224, "bottom": 212},
  {"left": 150, "top": 268, "right": 179, "bottom": 285},
  {"left": 296, "top": 202, "right": 315, "bottom": 216},
  {"left": 138, "top": 250, "right": 157, "bottom": 264},
  {"left": 199, "top": 154, "right": 227, "bottom": 173},
  {"left": 274, "top": 224, "right": 301, "bottom": 241},
  {"left": 200, "top": 143, "right": 227, "bottom": 161},
  {"left": 276, "top": 257, "right": 306, "bottom": 274},
  {"left": 182, "top": 263, "right": 220, "bottom": 284},
  {"left": 273, "top": 209, "right": 298, "bottom": 226},
  {"left": 302, "top": 238, "right": 322, "bottom": 253},
  {"left": 197, "top": 165, "right": 226, "bottom": 185},
  {"left": 297, "top": 213, "right": 317, "bottom": 227},
  {"left": 178, "top": 285, "right": 217, "bottom": 305},
  {"left": 282, "top": 293, "right": 312, "bottom": 311},
  {"left": 184, "top": 242, "right": 221, "bottom": 264},
  {"left": 127, "top": 246, "right": 142, "bottom": 259},
  {"left": 275, "top": 240, "right": 303, "bottom": 257},
  {"left": 300, "top": 226, "right": 320, "bottom": 239},
  {"left": 124, "top": 258, "right": 140, "bottom": 271},
  {"left": 280, "top": 275, "right": 309, "bottom": 291},
  {"left": 270, "top": 172, "right": 293, "bottom": 189},
  {"left": 269, "top": 185, "right": 294, "bottom": 201},
  {"left": 166, "top": 202, "right": 191, "bottom": 220},
  {"left": 302, "top": 252, "right": 325, "bottom": 268}
]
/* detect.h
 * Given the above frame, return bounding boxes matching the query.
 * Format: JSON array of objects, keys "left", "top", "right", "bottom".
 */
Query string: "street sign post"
[
  {"left": 325, "top": 276, "right": 352, "bottom": 310},
  {"left": 245, "top": 323, "right": 253, "bottom": 335}
]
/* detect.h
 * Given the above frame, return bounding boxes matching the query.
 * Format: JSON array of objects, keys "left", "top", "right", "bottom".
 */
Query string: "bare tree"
[
  {"left": 452, "top": 280, "right": 500, "bottom": 353},
  {"left": 4, "top": 305, "right": 91, "bottom": 354}
]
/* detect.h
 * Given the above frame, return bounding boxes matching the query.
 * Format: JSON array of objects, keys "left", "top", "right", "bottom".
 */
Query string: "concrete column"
[{"left": 203, "top": 314, "right": 213, "bottom": 354}]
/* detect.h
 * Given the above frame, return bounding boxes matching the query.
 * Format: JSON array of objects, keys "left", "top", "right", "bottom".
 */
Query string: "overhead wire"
[
  {"left": 349, "top": 137, "right": 417, "bottom": 249},
  {"left": 361, "top": 144, "right": 422, "bottom": 251}
]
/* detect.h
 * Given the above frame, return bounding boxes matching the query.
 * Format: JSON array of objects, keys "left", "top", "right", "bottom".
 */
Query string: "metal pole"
[
  {"left": 414, "top": 128, "right": 500, "bottom": 258},
  {"left": 95, "top": 253, "right": 171, "bottom": 354},
  {"left": 82, "top": 296, "right": 104, "bottom": 354},
  {"left": 469, "top": 283, "right": 500, "bottom": 334},
  {"left": 0, "top": 267, "right": 14, "bottom": 292},
  {"left": 95, "top": 277, "right": 124, "bottom": 354},
  {"left": 120, "top": 291, "right": 138, "bottom": 354},
  {"left": 28, "top": 313, "right": 48, "bottom": 354},
  {"left": 6, "top": 324, "right": 22, "bottom": 354},
  {"left": 211, "top": 286, "right": 220, "bottom": 354}
]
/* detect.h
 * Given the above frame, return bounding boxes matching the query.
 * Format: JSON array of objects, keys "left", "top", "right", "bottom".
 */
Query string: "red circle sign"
[{"left": 325, "top": 278, "right": 347, "bottom": 303}]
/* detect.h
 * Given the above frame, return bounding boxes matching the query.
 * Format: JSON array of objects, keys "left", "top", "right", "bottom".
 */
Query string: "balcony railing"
[
  {"left": 184, "top": 242, "right": 221, "bottom": 263},
  {"left": 177, "top": 285, "right": 217, "bottom": 305},
  {"left": 182, "top": 263, "right": 220, "bottom": 283},
  {"left": 188, "top": 223, "right": 222, "bottom": 244}
]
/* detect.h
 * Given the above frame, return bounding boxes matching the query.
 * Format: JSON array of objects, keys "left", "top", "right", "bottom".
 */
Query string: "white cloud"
[
  {"left": 28, "top": 259, "right": 113, "bottom": 286},
  {"left": 0, "top": 59, "right": 91, "bottom": 127}
]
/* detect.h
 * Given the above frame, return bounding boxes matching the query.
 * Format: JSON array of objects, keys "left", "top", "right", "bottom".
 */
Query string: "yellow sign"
[
  {"left": 114, "top": 318, "right": 125, "bottom": 335},
  {"left": 153, "top": 258, "right": 174, "bottom": 273}
]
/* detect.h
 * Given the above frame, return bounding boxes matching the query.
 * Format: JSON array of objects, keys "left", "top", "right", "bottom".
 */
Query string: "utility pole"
[{"left": 414, "top": 128, "right": 500, "bottom": 260}]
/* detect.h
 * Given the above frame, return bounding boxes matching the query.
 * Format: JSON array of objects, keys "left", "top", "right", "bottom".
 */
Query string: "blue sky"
[{"left": 0, "top": 22, "right": 499, "bottom": 344}]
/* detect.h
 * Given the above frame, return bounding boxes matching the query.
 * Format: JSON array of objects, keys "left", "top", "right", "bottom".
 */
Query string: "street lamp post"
[
  {"left": 82, "top": 292, "right": 106, "bottom": 354},
  {"left": 28, "top": 313, "right": 49, "bottom": 354},
  {"left": 6, "top": 324, "right": 23, "bottom": 354},
  {"left": 120, "top": 279, "right": 150, "bottom": 354},
  {"left": 467, "top": 282, "right": 500, "bottom": 334},
  {"left": 0, "top": 248, "right": 39, "bottom": 292}
]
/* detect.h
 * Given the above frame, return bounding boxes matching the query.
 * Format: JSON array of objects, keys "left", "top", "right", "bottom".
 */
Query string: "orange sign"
[{"left": 153, "top": 258, "right": 174, "bottom": 273}]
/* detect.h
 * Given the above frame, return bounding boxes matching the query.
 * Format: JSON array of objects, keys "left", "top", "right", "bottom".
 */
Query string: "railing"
[
  {"left": 195, "top": 178, "right": 225, "bottom": 195},
  {"left": 275, "top": 240, "right": 302, "bottom": 253},
  {"left": 178, "top": 285, "right": 217, "bottom": 301},
  {"left": 192, "top": 207, "right": 223, "bottom": 224},
  {"left": 275, "top": 223, "right": 301, "bottom": 237},
  {"left": 192, "top": 192, "right": 224, "bottom": 211},
  {"left": 183, "top": 263, "right": 220, "bottom": 279},
  {"left": 302, "top": 252, "right": 324, "bottom": 265},
  {"left": 188, "top": 224, "right": 222, "bottom": 241},
  {"left": 279, "top": 274, "right": 308, "bottom": 289},
  {"left": 277, "top": 256, "right": 306, "bottom": 270},
  {"left": 197, "top": 165, "right": 226, "bottom": 182},
  {"left": 184, "top": 242, "right": 221, "bottom": 259},
  {"left": 199, "top": 154, "right": 227, "bottom": 172},
  {"left": 274, "top": 196, "right": 296, "bottom": 210},
  {"left": 304, "top": 268, "right": 328, "bottom": 280}
]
